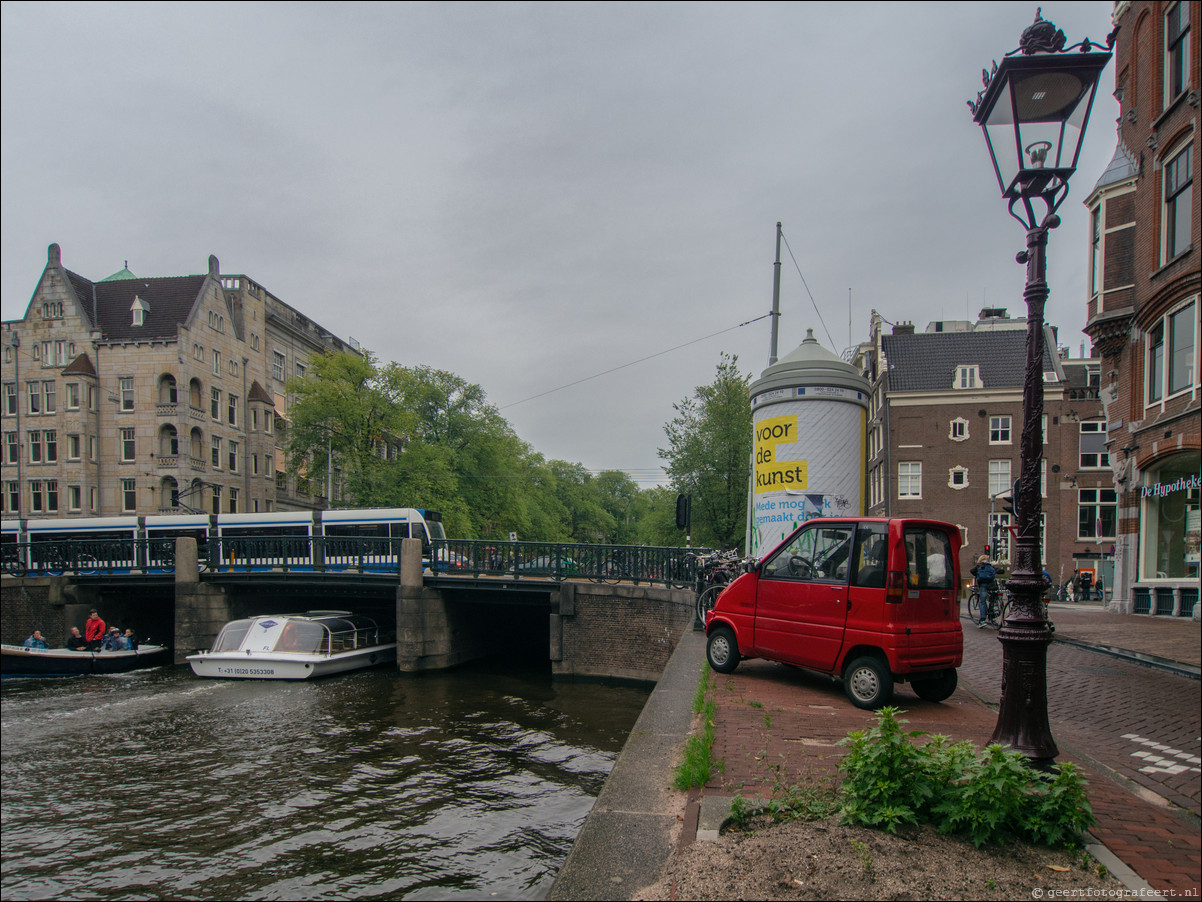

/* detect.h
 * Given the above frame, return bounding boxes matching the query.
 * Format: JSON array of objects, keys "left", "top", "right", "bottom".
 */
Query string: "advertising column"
[{"left": 748, "top": 330, "right": 869, "bottom": 556}]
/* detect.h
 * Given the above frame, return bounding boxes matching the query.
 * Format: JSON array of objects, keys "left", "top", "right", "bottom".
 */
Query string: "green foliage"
[
  {"left": 838, "top": 708, "right": 1096, "bottom": 849},
  {"left": 659, "top": 353, "right": 752, "bottom": 552},
  {"left": 675, "top": 665, "right": 718, "bottom": 790}
]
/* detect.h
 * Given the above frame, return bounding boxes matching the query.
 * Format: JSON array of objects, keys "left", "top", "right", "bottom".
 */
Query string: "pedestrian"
[
  {"left": 84, "top": 609, "right": 107, "bottom": 650},
  {"left": 123, "top": 628, "right": 139, "bottom": 651},
  {"left": 970, "top": 554, "right": 997, "bottom": 627},
  {"left": 22, "top": 630, "right": 48, "bottom": 649},
  {"left": 101, "top": 627, "right": 125, "bottom": 652},
  {"left": 66, "top": 626, "right": 87, "bottom": 651},
  {"left": 1095, "top": 576, "right": 1105, "bottom": 601}
]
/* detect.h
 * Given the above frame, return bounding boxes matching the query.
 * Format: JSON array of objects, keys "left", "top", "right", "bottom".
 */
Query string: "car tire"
[
  {"left": 843, "top": 655, "right": 892, "bottom": 709},
  {"left": 911, "top": 669, "right": 958, "bottom": 703},
  {"left": 706, "top": 626, "right": 740, "bottom": 674}
]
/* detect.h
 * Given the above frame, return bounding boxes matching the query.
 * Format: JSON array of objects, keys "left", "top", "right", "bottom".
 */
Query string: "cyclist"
[{"left": 970, "top": 554, "right": 997, "bottom": 628}]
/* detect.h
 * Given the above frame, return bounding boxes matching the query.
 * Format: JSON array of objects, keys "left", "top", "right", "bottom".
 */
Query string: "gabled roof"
[
  {"left": 65, "top": 270, "right": 208, "bottom": 342},
  {"left": 882, "top": 329, "right": 1056, "bottom": 393},
  {"left": 62, "top": 353, "right": 97, "bottom": 378}
]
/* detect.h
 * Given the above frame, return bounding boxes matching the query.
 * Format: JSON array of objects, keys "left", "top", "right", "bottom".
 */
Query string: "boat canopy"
[{"left": 209, "top": 613, "right": 385, "bottom": 656}]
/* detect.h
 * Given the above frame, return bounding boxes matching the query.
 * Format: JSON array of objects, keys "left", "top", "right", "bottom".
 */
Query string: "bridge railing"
[
  {"left": 3, "top": 537, "right": 714, "bottom": 588},
  {"left": 432, "top": 539, "right": 711, "bottom": 588}
]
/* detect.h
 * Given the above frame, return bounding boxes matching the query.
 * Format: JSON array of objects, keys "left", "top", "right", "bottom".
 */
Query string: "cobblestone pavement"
[{"left": 699, "top": 605, "right": 1201, "bottom": 896}]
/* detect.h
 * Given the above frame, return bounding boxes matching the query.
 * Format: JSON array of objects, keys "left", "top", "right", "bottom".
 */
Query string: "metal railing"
[{"left": 3, "top": 537, "right": 715, "bottom": 588}]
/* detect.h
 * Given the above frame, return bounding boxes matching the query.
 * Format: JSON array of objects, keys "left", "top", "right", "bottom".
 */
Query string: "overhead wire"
[
  {"left": 498, "top": 312, "right": 772, "bottom": 410},
  {"left": 778, "top": 228, "right": 837, "bottom": 350}
]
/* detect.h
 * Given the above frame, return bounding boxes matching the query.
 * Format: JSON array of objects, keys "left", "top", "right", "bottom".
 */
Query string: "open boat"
[
  {"left": 187, "top": 611, "right": 396, "bottom": 680},
  {"left": 1, "top": 643, "right": 170, "bottom": 677}
]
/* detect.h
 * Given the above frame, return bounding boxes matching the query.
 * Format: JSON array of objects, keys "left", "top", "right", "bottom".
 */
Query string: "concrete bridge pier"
[
  {"left": 396, "top": 538, "right": 494, "bottom": 671},
  {"left": 173, "top": 537, "right": 230, "bottom": 664}
]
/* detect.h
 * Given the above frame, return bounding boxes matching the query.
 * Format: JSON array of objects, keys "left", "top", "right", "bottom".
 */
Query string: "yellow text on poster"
[
  {"left": 755, "top": 460, "right": 809, "bottom": 493},
  {"left": 754, "top": 415, "right": 797, "bottom": 465}
]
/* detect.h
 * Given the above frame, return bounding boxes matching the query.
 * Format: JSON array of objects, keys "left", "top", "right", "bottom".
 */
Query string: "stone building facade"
[
  {"left": 1083, "top": 0, "right": 1199, "bottom": 617},
  {"left": 1, "top": 244, "right": 357, "bottom": 519},
  {"left": 856, "top": 309, "right": 1108, "bottom": 595}
]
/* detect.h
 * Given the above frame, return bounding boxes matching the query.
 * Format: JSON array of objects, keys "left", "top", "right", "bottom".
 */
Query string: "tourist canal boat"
[
  {"left": 187, "top": 611, "right": 396, "bottom": 680},
  {"left": 1, "top": 643, "right": 170, "bottom": 677}
]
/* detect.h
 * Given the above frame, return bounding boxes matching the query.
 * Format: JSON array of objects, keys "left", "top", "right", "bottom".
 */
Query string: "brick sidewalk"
[
  {"left": 698, "top": 658, "right": 1201, "bottom": 897},
  {"left": 1046, "top": 602, "right": 1201, "bottom": 668}
]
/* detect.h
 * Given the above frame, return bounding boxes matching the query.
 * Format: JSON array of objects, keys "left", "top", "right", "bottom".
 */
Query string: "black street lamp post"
[{"left": 969, "top": 12, "right": 1112, "bottom": 764}]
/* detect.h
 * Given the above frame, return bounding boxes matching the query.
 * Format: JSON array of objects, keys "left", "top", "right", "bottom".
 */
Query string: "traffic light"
[
  {"left": 1002, "top": 477, "right": 1021, "bottom": 520},
  {"left": 675, "top": 494, "right": 691, "bottom": 531}
]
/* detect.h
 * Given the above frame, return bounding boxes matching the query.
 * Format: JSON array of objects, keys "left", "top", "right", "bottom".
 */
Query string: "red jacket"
[{"left": 85, "top": 616, "right": 107, "bottom": 643}]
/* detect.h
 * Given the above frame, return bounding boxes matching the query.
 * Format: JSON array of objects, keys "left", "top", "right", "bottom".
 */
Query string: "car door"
[{"left": 753, "top": 523, "right": 854, "bottom": 671}]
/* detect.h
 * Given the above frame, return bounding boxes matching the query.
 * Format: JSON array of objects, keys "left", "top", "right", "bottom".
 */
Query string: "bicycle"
[
  {"left": 967, "top": 585, "right": 1005, "bottom": 628},
  {"left": 693, "top": 550, "right": 744, "bottom": 623}
]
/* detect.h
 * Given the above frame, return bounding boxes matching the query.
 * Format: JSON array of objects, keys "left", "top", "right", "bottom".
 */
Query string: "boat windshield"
[
  {"left": 211, "top": 620, "right": 254, "bottom": 652},
  {"left": 274, "top": 620, "right": 328, "bottom": 654}
]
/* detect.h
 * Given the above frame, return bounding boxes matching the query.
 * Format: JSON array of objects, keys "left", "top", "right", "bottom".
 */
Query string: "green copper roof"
[{"left": 100, "top": 263, "right": 137, "bottom": 281}]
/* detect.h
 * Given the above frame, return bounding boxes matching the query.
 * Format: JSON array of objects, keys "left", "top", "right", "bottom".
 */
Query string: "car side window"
[
  {"left": 851, "top": 524, "right": 888, "bottom": 588},
  {"left": 763, "top": 526, "right": 854, "bottom": 582}
]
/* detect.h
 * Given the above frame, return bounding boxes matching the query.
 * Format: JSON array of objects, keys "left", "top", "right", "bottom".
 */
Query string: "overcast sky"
[{"left": 1, "top": 1, "right": 1121, "bottom": 486}]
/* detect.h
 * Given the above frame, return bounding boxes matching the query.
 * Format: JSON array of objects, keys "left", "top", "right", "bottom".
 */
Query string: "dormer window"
[
  {"left": 131, "top": 296, "right": 148, "bottom": 327},
  {"left": 954, "top": 365, "right": 982, "bottom": 389}
]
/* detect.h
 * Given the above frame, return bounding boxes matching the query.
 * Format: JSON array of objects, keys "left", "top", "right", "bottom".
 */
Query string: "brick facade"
[{"left": 1084, "top": 1, "right": 1200, "bottom": 617}]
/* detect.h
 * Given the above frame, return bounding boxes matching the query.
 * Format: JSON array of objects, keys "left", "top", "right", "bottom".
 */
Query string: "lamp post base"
[{"left": 989, "top": 598, "right": 1059, "bottom": 766}]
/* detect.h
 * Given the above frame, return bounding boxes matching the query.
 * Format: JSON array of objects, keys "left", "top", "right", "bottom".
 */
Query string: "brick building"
[
  {"left": 857, "top": 309, "right": 1108, "bottom": 594},
  {"left": 1083, "top": 0, "right": 1199, "bottom": 617},
  {"left": 1, "top": 244, "right": 359, "bottom": 519}
]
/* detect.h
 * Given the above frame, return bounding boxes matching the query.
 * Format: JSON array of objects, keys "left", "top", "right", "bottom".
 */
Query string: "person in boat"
[
  {"left": 101, "top": 627, "right": 126, "bottom": 652},
  {"left": 23, "top": 630, "right": 48, "bottom": 649},
  {"left": 66, "top": 626, "right": 87, "bottom": 651},
  {"left": 84, "top": 610, "right": 107, "bottom": 651},
  {"left": 123, "top": 628, "right": 139, "bottom": 651}
]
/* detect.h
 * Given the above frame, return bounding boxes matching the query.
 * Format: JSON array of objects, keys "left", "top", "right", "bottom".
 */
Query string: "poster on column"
[{"left": 751, "top": 398, "right": 864, "bottom": 556}]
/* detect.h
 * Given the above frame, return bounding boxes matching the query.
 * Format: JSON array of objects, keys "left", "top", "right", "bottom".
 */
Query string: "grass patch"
[{"left": 675, "top": 662, "right": 719, "bottom": 790}]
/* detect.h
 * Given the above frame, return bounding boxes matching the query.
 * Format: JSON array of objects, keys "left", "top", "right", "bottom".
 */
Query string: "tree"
[{"left": 659, "top": 354, "right": 752, "bottom": 551}]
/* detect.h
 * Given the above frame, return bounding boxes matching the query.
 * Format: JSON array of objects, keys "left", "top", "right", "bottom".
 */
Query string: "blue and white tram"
[
  {"left": 2, "top": 519, "right": 23, "bottom": 574},
  {"left": 319, "top": 508, "right": 445, "bottom": 571},
  {"left": 214, "top": 511, "right": 315, "bottom": 570},
  {"left": 143, "top": 514, "right": 213, "bottom": 571},
  {"left": 25, "top": 516, "right": 140, "bottom": 574}
]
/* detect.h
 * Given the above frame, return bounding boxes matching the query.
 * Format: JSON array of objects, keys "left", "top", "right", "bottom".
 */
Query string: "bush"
[{"left": 839, "top": 708, "right": 1094, "bottom": 848}]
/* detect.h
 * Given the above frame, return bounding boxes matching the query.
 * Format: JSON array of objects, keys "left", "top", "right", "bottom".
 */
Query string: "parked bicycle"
[{"left": 692, "top": 550, "right": 745, "bottom": 623}]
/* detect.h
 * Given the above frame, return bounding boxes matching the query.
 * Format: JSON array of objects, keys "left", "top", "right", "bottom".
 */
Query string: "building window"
[
  {"left": 1079, "top": 421, "right": 1110, "bottom": 469},
  {"left": 228, "top": 440, "right": 238, "bottom": 473},
  {"left": 44, "top": 430, "right": 56, "bottom": 463},
  {"left": 120, "top": 377, "right": 135, "bottom": 411},
  {"left": 66, "top": 382, "right": 80, "bottom": 409},
  {"left": 989, "top": 416, "right": 1012, "bottom": 444},
  {"left": 1164, "top": 143, "right": 1193, "bottom": 262},
  {"left": 988, "top": 512, "right": 1012, "bottom": 563},
  {"left": 954, "top": 365, "right": 981, "bottom": 389},
  {"left": 949, "top": 418, "right": 969, "bottom": 441},
  {"left": 1139, "top": 455, "right": 1201, "bottom": 581},
  {"left": 122, "top": 479, "right": 137, "bottom": 512},
  {"left": 251, "top": 332, "right": 260, "bottom": 351},
  {"left": 212, "top": 350, "right": 222, "bottom": 376},
  {"left": 295, "top": 362, "right": 306, "bottom": 379},
  {"left": 273, "top": 351, "right": 285, "bottom": 382},
  {"left": 1146, "top": 299, "right": 1198, "bottom": 404},
  {"left": 228, "top": 486, "right": 238, "bottom": 514},
  {"left": 3, "top": 383, "right": 15, "bottom": 416},
  {"left": 68, "top": 485, "right": 82, "bottom": 512},
  {"left": 121, "top": 428, "right": 136, "bottom": 462},
  {"left": 948, "top": 466, "right": 969, "bottom": 490},
  {"left": 211, "top": 484, "right": 222, "bottom": 516},
  {"left": 28, "top": 430, "right": 42, "bottom": 463},
  {"left": 193, "top": 343, "right": 204, "bottom": 361},
  {"left": 1078, "top": 488, "right": 1117, "bottom": 541},
  {"left": 43, "top": 381, "right": 56, "bottom": 413},
  {"left": 41, "top": 301, "right": 63, "bottom": 319},
  {"left": 212, "top": 436, "right": 222, "bottom": 469},
  {"left": 988, "top": 459, "right": 1012, "bottom": 498},
  {"left": 1089, "top": 205, "right": 1102, "bottom": 298},
  {"left": 4, "top": 432, "right": 15, "bottom": 465},
  {"left": 898, "top": 462, "right": 922, "bottom": 498},
  {"left": 211, "top": 387, "right": 221, "bottom": 420},
  {"left": 208, "top": 310, "right": 225, "bottom": 332},
  {"left": 4, "top": 481, "right": 17, "bottom": 513},
  {"left": 228, "top": 394, "right": 238, "bottom": 427},
  {"left": 27, "top": 382, "right": 40, "bottom": 414},
  {"left": 1165, "top": 2, "right": 1192, "bottom": 103},
  {"left": 67, "top": 434, "right": 81, "bottom": 460}
]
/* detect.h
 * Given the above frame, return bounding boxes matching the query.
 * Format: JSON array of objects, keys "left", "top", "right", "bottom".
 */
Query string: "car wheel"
[
  {"left": 706, "top": 627, "right": 740, "bottom": 674},
  {"left": 911, "top": 669, "right": 958, "bottom": 703},
  {"left": 843, "top": 655, "right": 892, "bottom": 709}
]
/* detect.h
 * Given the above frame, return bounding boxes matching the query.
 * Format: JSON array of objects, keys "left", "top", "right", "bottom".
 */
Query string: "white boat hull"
[{"left": 187, "top": 644, "right": 397, "bottom": 680}]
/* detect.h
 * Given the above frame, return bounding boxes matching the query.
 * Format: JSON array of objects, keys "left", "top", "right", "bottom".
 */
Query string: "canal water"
[{"left": 0, "top": 663, "right": 650, "bottom": 900}]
